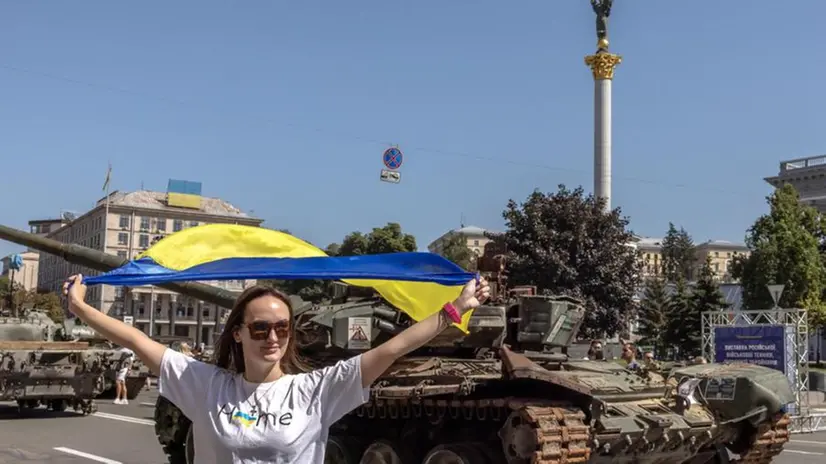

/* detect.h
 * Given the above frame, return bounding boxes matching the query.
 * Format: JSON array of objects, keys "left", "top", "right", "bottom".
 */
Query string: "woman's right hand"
[{"left": 62, "top": 274, "right": 87, "bottom": 309}]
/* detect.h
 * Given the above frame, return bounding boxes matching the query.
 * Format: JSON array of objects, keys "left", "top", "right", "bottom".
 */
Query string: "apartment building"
[
  {"left": 634, "top": 236, "right": 748, "bottom": 282},
  {"left": 36, "top": 183, "right": 264, "bottom": 346},
  {"left": 427, "top": 225, "right": 495, "bottom": 257}
]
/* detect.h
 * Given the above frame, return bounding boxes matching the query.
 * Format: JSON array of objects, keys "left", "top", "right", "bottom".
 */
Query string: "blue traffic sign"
[{"left": 383, "top": 147, "right": 403, "bottom": 170}]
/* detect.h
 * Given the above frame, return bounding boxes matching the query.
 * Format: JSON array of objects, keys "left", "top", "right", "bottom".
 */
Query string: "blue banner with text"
[{"left": 713, "top": 325, "right": 785, "bottom": 374}]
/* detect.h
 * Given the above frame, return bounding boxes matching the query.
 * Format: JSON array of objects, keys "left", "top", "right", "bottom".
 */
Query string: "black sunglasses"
[{"left": 241, "top": 320, "right": 290, "bottom": 340}]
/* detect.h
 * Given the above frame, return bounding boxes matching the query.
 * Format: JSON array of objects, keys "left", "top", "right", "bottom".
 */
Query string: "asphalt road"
[
  {"left": 0, "top": 388, "right": 165, "bottom": 464},
  {"left": 0, "top": 386, "right": 822, "bottom": 463}
]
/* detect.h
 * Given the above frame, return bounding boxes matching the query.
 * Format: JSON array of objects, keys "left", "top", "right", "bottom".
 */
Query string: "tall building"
[
  {"left": 36, "top": 183, "right": 264, "bottom": 346},
  {"left": 427, "top": 226, "right": 495, "bottom": 257},
  {"left": 765, "top": 155, "right": 826, "bottom": 211},
  {"left": 1, "top": 251, "right": 40, "bottom": 291},
  {"left": 633, "top": 236, "right": 748, "bottom": 282}
]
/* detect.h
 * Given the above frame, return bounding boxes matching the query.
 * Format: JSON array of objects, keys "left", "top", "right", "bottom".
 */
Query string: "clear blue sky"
[{"left": 2, "top": 1, "right": 824, "bottom": 260}]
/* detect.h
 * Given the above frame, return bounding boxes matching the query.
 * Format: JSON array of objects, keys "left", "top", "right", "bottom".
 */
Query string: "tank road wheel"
[
  {"left": 498, "top": 404, "right": 591, "bottom": 464},
  {"left": 422, "top": 443, "right": 489, "bottom": 464},
  {"left": 358, "top": 439, "right": 417, "bottom": 464}
]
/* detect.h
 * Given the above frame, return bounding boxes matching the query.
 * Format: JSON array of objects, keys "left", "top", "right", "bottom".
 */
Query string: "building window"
[
  {"left": 139, "top": 234, "right": 150, "bottom": 248},
  {"left": 189, "top": 221, "right": 199, "bottom": 228},
  {"left": 156, "top": 219, "right": 166, "bottom": 231},
  {"left": 140, "top": 217, "right": 150, "bottom": 230},
  {"left": 118, "top": 233, "right": 128, "bottom": 245},
  {"left": 117, "top": 250, "right": 127, "bottom": 258},
  {"left": 119, "top": 215, "right": 130, "bottom": 228},
  {"left": 173, "top": 220, "right": 183, "bottom": 232},
  {"left": 474, "top": 240, "right": 479, "bottom": 246}
]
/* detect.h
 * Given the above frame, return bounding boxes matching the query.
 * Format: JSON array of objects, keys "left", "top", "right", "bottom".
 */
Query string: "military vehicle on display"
[
  {"left": 68, "top": 326, "right": 152, "bottom": 400},
  {"left": 0, "top": 305, "right": 144, "bottom": 415},
  {"left": 0, "top": 224, "right": 794, "bottom": 463}
]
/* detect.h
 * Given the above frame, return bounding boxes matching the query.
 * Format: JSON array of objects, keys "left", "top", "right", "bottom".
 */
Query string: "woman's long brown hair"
[{"left": 214, "top": 285, "right": 309, "bottom": 375}]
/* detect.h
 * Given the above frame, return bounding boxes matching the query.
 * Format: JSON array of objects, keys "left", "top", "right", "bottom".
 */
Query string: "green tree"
[
  {"left": 636, "top": 277, "right": 670, "bottom": 357},
  {"left": 0, "top": 275, "right": 10, "bottom": 310},
  {"left": 263, "top": 229, "right": 329, "bottom": 303},
  {"left": 28, "top": 291, "right": 65, "bottom": 323},
  {"left": 324, "top": 243, "right": 341, "bottom": 256},
  {"left": 730, "top": 184, "right": 826, "bottom": 328},
  {"left": 498, "top": 185, "right": 642, "bottom": 337},
  {"left": 681, "top": 256, "right": 731, "bottom": 357},
  {"left": 0, "top": 275, "right": 27, "bottom": 315},
  {"left": 661, "top": 223, "right": 695, "bottom": 282},
  {"left": 435, "top": 232, "right": 475, "bottom": 271},
  {"left": 265, "top": 224, "right": 416, "bottom": 301},
  {"left": 339, "top": 223, "right": 417, "bottom": 256},
  {"left": 664, "top": 278, "right": 693, "bottom": 359},
  {"left": 338, "top": 232, "right": 369, "bottom": 256}
]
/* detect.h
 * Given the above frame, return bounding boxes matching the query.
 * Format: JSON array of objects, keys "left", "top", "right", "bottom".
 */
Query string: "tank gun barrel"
[{"left": 0, "top": 224, "right": 239, "bottom": 308}]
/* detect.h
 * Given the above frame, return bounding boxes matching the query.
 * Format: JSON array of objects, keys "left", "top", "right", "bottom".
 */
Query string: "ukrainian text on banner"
[{"left": 713, "top": 325, "right": 785, "bottom": 374}]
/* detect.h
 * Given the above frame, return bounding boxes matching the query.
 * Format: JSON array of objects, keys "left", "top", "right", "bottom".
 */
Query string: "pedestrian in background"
[{"left": 114, "top": 347, "right": 134, "bottom": 405}]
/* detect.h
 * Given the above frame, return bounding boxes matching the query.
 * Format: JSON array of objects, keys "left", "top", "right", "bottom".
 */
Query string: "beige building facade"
[
  {"left": 634, "top": 236, "right": 748, "bottom": 282},
  {"left": 427, "top": 225, "right": 494, "bottom": 257},
  {"left": 1, "top": 251, "right": 40, "bottom": 292},
  {"left": 36, "top": 189, "right": 264, "bottom": 346},
  {"left": 765, "top": 154, "right": 826, "bottom": 212}
]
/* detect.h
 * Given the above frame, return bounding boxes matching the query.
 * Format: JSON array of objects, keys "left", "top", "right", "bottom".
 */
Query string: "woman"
[
  {"left": 114, "top": 346, "right": 135, "bottom": 405},
  {"left": 63, "top": 273, "right": 489, "bottom": 463}
]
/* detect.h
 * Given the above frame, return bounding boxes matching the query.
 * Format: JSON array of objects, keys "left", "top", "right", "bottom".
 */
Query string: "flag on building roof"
[
  {"left": 83, "top": 224, "right": 476, "bottom": 330},
  {"left": 102, "top": 163, "right": 112, "bottom": 192}
]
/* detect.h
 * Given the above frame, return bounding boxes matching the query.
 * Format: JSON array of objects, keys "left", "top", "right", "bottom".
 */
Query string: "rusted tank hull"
[{"left": 154, "top": 352, "right": 792, "bottom": 464}]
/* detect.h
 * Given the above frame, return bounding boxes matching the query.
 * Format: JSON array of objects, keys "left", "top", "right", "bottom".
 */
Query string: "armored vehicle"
[
  {"left": 0, "top": 307, "right": 132, "bottom": 414},
  {"left": 0, "top": 224, "right": 794, "bottom": 463},
  {"left": 66, "top": 326, "right": 151, "bottom": 400}
]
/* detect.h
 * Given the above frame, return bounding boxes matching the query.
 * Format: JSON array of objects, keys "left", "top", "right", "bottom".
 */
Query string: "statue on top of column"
[{"left": 590, "top": 0, "right": 613, "bottom": 51}]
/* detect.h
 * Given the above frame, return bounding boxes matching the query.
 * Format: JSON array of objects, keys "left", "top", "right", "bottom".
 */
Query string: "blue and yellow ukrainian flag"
[{"left": 83, "top": 224, "right": 476, "bottom": 330}]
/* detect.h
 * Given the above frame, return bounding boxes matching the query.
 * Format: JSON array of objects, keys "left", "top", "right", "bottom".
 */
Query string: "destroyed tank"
[
  {"left": 0, "top": 307, "right": 127, "bottom": 414},
  {"left": 0, "top": 224, "right": 794, "bottom": 463},
  {"left": 61, "top": 321, "right": 151, "bottom": 400}
]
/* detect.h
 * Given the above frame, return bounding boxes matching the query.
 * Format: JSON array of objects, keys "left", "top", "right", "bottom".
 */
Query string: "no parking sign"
[{"left": 380, "top": 146, "right": 403, "bottom": 184}]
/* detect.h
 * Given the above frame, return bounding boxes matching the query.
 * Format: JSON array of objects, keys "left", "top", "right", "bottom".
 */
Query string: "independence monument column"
[{"left": 585, "top": 0, "right": 621, "bottom": 211}]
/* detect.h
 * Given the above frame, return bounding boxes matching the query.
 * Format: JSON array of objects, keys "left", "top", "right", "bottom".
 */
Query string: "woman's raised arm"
[
  {"left": 359, "top": 276, "right": 490, "bottom": 387},
  {"left": 62, "top": 274, "right": 168, "bottom": 375}
]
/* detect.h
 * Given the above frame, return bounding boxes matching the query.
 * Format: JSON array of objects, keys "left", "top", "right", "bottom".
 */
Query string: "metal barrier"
[{"left": 791, "top": 413, "right": 826, "bottom": 433}]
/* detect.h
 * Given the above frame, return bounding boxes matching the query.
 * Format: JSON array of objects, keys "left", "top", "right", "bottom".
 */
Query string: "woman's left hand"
[{"left": 453, "top": 276, "right": 491, "bottom": 313}]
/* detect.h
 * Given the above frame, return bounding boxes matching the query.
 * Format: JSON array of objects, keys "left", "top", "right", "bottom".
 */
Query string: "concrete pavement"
[{"left": 0, "top": 387, "right": 822, "bottom": 463}]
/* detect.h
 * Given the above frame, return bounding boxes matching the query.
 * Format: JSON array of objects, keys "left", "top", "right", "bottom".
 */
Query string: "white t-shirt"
[{"left": 158, "top": 348, "right": 370, "bottom": 464}]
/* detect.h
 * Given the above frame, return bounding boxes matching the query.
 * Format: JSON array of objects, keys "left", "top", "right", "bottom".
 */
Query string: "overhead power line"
[{"left": 0, "top": 63, "right": 760, "bottom": 198}]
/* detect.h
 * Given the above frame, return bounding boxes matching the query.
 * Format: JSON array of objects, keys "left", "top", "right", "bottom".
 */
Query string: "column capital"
[{"left": 585, "top": 52, "right": 622, "bottom": 80}]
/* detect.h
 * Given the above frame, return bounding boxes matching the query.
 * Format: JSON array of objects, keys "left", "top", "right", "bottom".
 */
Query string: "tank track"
[
  {"left": 352, "top": 397, "right": 591, "bottom": 463},
  {"left": 154, "top": 396, "right": 191, "bottom": 464},
  {"left": 732, "top": 414, "right": 791, "bottom": 464}
]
